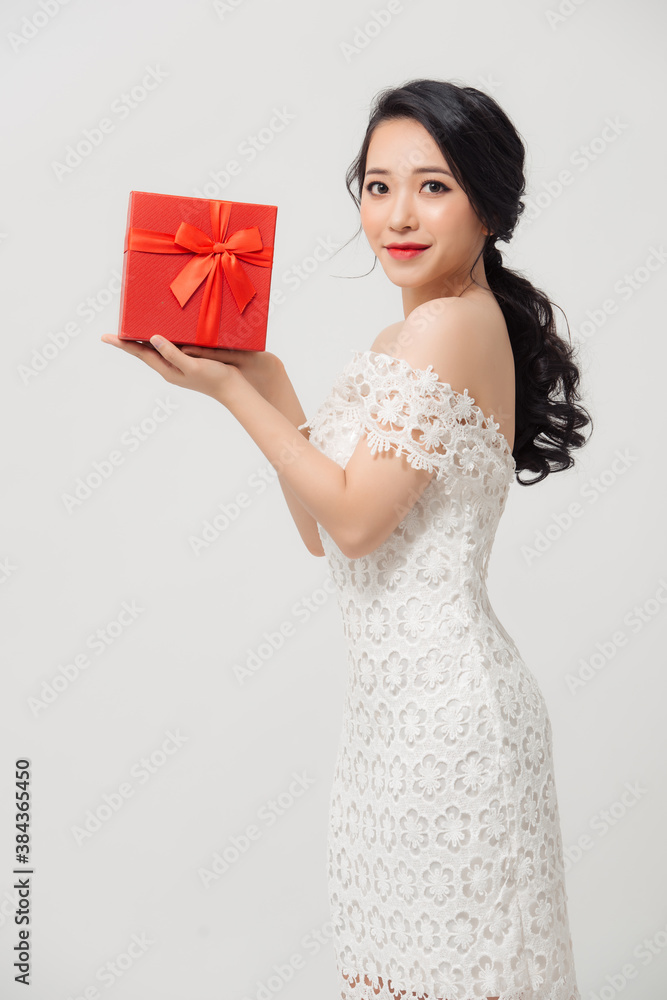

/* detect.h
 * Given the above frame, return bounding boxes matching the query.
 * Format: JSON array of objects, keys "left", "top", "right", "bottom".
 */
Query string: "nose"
[{"left": 387, "top": 188, "right": 418, "bottom": 231}]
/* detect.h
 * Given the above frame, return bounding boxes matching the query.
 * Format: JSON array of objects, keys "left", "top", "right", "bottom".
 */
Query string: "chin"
[{"left": 381, "top": 269, "right": 430, "bottom": 289}]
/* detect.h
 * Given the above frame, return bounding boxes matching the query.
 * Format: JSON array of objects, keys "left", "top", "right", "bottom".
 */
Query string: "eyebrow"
[{"left": 364, "top": 166, "right": 454, "bottom": 178}]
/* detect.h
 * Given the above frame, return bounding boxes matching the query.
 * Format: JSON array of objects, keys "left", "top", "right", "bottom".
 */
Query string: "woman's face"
[{"left": 359, "top": 117, "right": 488, "bottom": 297}]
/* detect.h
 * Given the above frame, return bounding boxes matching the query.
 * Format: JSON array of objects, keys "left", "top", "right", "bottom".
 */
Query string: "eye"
[
  {"left": 364, "top": 179, "right": 450, "bottom": 195},
  {"left": 422, "top": 180, "right": 449, "bottom": 194}
]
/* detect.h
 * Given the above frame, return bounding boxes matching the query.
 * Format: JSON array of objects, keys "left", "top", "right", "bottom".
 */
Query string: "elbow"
[
  {"left": 326, "top": 513, "right": 384, "bottom": 559},
  {"left": 338, "top": 526, "right": 378, "bottom": 561},
  {"left": 342, "top": 541, "right": 373, "bottom": 560},
  {"left": 341, "top": 515, "right": 397, "bottom": 558}
]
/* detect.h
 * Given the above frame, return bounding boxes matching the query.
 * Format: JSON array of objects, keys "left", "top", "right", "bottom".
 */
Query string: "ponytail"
[{"left": 480, "top": 238, "right": 593, "bottom": 485}]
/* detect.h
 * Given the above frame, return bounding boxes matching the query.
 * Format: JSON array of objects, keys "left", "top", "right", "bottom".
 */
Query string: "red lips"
[{"left": 384, "top": 243, "right": 431, "bottom": 249}]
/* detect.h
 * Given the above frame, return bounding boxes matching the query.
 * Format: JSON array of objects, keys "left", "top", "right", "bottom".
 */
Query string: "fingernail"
[{"left": 150, "top": 336, "right": 163, "bottom": 347}]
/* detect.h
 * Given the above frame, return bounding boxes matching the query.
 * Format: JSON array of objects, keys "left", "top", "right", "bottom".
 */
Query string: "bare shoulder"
[
  {"left": 398, "top": 297, "right": 507, "bottom": 368},
  {"left": 369, "top": 320, "right": 404, "bottom": 355},
  {"left": 376, "top": 295, "right": 516, "bottom": 448}
]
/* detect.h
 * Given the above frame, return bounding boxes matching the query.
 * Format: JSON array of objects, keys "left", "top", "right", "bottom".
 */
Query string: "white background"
[{"left": 2, "top": 0, "right": 666, "bottom": 997}]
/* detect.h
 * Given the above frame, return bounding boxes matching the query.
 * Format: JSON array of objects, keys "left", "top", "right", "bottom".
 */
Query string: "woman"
[{"left": 103, "top": 79, "right": 591, "bottom": 1000}]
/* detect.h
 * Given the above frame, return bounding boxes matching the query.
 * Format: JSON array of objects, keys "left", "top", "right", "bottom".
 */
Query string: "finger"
[
  {"left": 181, "top": 345, "right": 246, "bottom": 361},
  {"left": 149, "top": 336, "right": 189, "bottom": 375},
  {"left": 100, "top": 334, "right": 158, "bottom": 360},
  {"left": 101, "top": 333, "right": 185, "bottom": 379}
]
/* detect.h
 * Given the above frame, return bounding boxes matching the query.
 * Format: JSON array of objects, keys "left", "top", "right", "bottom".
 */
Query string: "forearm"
[
  {"left": 262, "top": 369, "right": 326, "bottom": 554},
  {"left": 221, "top": 372, "right": 349, "bottom": 548},
  {"left": 277, "top": 429, "right": 325, "bottom": 555}
]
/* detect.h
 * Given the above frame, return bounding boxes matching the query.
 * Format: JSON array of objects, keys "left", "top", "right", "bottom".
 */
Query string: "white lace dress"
[{"left": 298, "top": 350, "right": 580, "bottom": 1000}]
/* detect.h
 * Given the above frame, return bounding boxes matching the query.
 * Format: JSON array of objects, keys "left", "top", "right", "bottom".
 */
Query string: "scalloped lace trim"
[
  {"left": 341, "top": 350, "right": 515, "bottom": 482},
  {"left": 340, "top": 969, "right": 578, "bottom": 1000},
  {"left": 298, "top": 349, "right": 517, "bottom": 480},
  {"left": 351, "top": 350, "right": 515, "bottom": 468}
]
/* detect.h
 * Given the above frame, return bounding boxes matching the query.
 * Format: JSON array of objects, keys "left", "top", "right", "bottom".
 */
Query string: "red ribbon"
[{"left": 127, "top": 199, "right": 274, "bottom": 346}]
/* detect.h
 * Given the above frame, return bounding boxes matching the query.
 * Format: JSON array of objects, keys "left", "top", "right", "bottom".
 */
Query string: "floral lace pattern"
[{"left": 299, "top": 350, "right": 580, "bottom": 1000}]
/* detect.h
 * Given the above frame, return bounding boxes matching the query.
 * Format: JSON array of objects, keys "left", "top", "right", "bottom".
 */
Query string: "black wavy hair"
[{"left": 339, "top": 78, "right": 593, "bottom": 486}]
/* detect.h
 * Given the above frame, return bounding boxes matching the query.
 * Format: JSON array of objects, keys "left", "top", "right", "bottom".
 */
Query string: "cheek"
[
  {"left": 429, "top": 203, "right": 476, "bottom": 239},
  {"left": 359, "top": 198, "right": 374, "bottom": 222},
  {"left": 359, "top": 202, "right": 379, "bottom": 238}
]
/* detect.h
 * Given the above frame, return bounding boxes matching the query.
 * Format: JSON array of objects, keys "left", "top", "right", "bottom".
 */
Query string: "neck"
[{"left": 401, "top": 256, "right": 492, "bottom": 317}]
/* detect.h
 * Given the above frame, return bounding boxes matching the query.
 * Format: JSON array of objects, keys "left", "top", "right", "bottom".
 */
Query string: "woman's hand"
[
  {"left": 100, "top": 334, "right": 243, "bottom": 403},
  {"left": 180, "top": 343, "right": 287, "bottom": 403}
]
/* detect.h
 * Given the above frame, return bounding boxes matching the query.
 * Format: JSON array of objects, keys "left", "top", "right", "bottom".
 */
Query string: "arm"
[
  {"left": 181, "top": 346, "right": 324, "bottom": 556},
  {"left": 261, "top": 365, "right": 326, "bottom": 557},
  {"left": 102, "top": 302, "right": 477, "bottom": 560},
  {"left": 216, "top": 303, "right": 482, "bottom": 559}
]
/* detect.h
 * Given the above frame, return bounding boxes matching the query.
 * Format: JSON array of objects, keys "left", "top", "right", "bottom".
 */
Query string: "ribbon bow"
[{"left": 127, "top": 199, "right": 274, "bottom": 346}]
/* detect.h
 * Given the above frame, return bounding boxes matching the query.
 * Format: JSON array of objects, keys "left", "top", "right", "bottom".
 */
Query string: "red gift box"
[{"left": 118, "top": 190, "right": 277, "bottom": 349}]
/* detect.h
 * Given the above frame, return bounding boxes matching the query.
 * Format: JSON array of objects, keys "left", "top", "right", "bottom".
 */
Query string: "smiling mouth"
[{"left": 384, "top": 244, "right": 431, "bottom": 258}]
